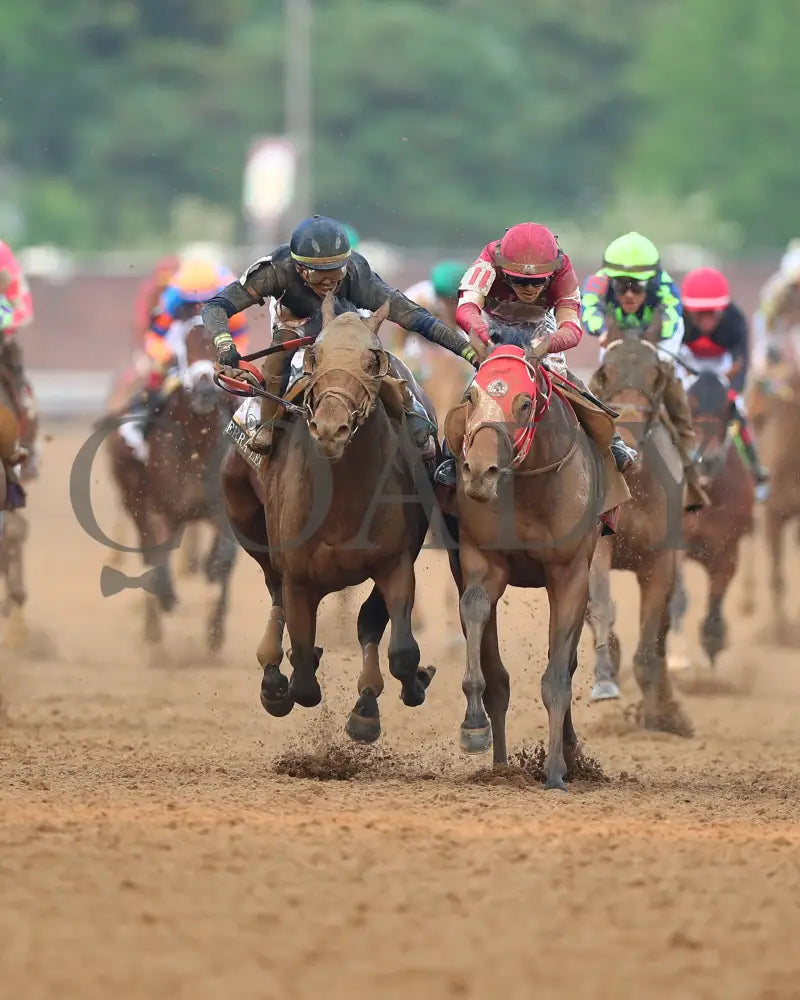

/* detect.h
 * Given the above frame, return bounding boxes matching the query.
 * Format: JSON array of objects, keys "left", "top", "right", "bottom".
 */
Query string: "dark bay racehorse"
[
  {"left": 670, "top": 371, "right": 755, "bottom": 666},
  {"left": 442, "top": 339, "right": 629, "bottom": 789},
  {"left": 107, "top": 320, "right": 237, "bottom": 649},
  {"left": 221, "top": 294, "right": 437, "bottom": 740},
  {"left": 585, "top": 331, "right": 692, "bottom": 735}
]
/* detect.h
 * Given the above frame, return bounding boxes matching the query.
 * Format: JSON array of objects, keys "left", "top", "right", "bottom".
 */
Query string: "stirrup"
[
  {"left": 247, "top": 421, "right": 275, "bottom": 455},
  {"left": 610, "top": 439, "right": 637, "bottom": 473},
  {"left": 433, "top": 458, "right": 457, "bottom": 488}
]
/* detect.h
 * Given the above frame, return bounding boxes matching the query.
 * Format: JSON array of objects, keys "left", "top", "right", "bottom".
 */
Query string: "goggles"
[{"left": 612, "top": 277, "right": 646, "bottom": 295}]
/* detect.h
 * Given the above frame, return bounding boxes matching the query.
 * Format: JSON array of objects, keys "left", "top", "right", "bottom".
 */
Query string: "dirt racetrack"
[{"left": 2, "top": 421, "right": 799, "bottom": 1000}]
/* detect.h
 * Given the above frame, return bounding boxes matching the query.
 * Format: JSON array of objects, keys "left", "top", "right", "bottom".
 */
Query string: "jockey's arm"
[
  {"left": 202, "top": 256, "right": 280, "bottom": 355},
  {"left": 654, "top": 273, "right": 684, "bottom": 356},
  {"left": 724, "top": 303, "right": 750, "bottom": 392},
  {"left": 0, "top": 294, "right": 15, "bottom": 331},
  {"left": 349, "top": 257, "right": 473, "bottom": 361},
  {"left": 580, "top": 273, "right": 610, "bottom": 339},
  {"left": 548, "top": 260, "right": 583, "bottom": 352}
]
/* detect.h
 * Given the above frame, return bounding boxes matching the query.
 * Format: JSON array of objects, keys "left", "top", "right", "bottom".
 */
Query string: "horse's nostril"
[
  {"left": 309, "top": 420, "right": 318, "bottom": 435},
  {"left": 462, "top": 461, "right": 471, "bottom": 475},
  {"left": 334, "top": 423, "right": 350, "bottom": 442},
  {"left": 486, "top": 465, "right": 499, "bottom": 477}
]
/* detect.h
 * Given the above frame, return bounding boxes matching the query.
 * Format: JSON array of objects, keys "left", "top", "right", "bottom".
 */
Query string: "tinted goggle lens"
[
  {"left": 303, "top": 265, "right": 347, "bottom": 285},
  {"left": 505, "top": 273, "right": 548, "bottom": 287},
  {"left": 612, "top": 277, "right": 645, "bottom": 295}
]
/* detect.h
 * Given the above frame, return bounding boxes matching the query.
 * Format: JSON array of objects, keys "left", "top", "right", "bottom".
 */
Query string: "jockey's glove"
[{"left": 217, "top": 342, "right": 242, "bottom": 369}]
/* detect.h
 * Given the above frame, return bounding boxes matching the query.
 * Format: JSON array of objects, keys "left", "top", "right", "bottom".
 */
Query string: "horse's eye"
[{"left": 467, "top": 385, "right": 480, "bottom": 405}]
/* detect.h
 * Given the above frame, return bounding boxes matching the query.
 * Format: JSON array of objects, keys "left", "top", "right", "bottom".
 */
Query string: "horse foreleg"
[
  {"left": 480, "top": 606, "right": 510, "bottom": 767},
  {"left": 667, "top": 551, "right": 691, "bottom": 673},
  {"left": 2, "top": 512, "right": 28, "bottom": 649},
  {"left": 374, "top": 553, "right": 432, "bottom": 708},
  {"left": 458, "top": 539, "right": 507, "bottom": 756},
  {"left": 177, "top": 522, "right": 202, "bottom": 577},
  {"left": 634, "top": 553, "right": 692, "bottom": 736},
  {"left": 283, "top": 578, "right": 323, "bottom": 709},
  {"left": 701, "top": 553, "right": 736, "bottom": 668},
  {"left": 764, "top": 507, "right": 788, "bottom": 642},
  {"left": 206, "top": 529, "right": 237, "bottom": 653},
  {"left": 738, "top": 531, "right": 756, "bottom": 617},
  {"left": 542, "top": 553, "right": 590, "bottom": 791},
  {"left": 346, "top": 586, "right": 390, "bottom": 744},
  {"left": 587, "top": 535, "right": 620, "bottom": 701}
]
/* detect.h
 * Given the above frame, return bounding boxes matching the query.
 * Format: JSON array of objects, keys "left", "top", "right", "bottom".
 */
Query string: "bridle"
[
  {"left": 463, "top": 351, "right": 579, "bottom": 476},
  {"left": 302, "top": 343, "right": 390, "bottom": 441},
  {"left": 603, "top": 338, "right": 667, "bottom": 451}
]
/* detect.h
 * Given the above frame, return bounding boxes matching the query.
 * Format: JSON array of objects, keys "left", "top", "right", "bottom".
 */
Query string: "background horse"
[
  {"left": 0, "top": 348, "right": 35, "bottom": 647},
  {"left": 745, "top": 362, "right": 800, "bottom": 641},
  {"left": 670, "top": 371, "right": 755, "bottom": 667},
  {"left": 442, "top": 339, "right": 626, "bottom": 789},
  {"left": 585, "top": 331, "right": 692, "bottom": 735},
  {"left": 221, "top": 294, "right": 437, "bottom": 741},
  {"left": 106, "top": 320, "right": 237, "bottom": 651}
]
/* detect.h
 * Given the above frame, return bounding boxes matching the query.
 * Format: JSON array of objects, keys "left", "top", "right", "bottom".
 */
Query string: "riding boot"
[
  {"left": 730, "top": 401, "right": 770, "bottom": 500},
  {"left": 661, "top": 362, "right": 711, "bottom": 511},
  {"left": 249, "top": 343, "right": 295, "bottom": 456},
  {"left": 563, "top": 365, "right": 637, "bottom": 471}
]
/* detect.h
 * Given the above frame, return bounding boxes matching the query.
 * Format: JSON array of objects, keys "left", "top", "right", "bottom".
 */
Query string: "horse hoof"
[
  {"left": 261, "top": 665, "right": 294, "bottom": 716},
  {"left": 345, "top": 712, "right": 381, "bottom": 744},
  {"left": 543, "top": 776, "right": 569, "bottom": 792},
  {"left": 289, "top": 677, "right": 322, "bottom": 709},
  {"left": 418, "top": 665, "right": 436, "bottom": 689},
  {"left": 590, "top": 679, "right": 621, "bottom": 702},
  {"left": 260, "top": 690, "right": 294, "bottom": 717},
  {"left": 459, "top": 723, "right": 492, "bottom": 755}
]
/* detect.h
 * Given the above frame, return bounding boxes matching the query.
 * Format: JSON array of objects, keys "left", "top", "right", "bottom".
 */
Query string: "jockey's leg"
[
  {"left": 661, "top": 362, "right": 711, "bottom": 511},
  {"left": 249, "top": 332, "right": 296, "bottom": 455},
  {"left": 730, "top": 396, "right": 770, "bottom": 500},
  {"left": 562, "top": 365, "right": 637, "bottom": 473}
]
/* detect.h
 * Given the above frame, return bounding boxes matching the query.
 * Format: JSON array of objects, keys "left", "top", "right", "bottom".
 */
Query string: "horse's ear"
[
  {"left": 365, "top": 298, "right": 390, "bottom": 334},
  {"left": 444, "top": 402, "right": 468, "bottom": 458},
  {"left": 321, "top": 290, "right": 336, "bottom": 327}
]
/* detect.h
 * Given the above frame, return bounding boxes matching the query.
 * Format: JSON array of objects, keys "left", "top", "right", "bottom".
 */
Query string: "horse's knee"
[{"left": 460, "top": 585, "right": 490, "bottom": 627}]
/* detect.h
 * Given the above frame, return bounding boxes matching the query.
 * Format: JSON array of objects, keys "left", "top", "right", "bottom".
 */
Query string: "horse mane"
[{"left": 302, "top": 298, "right": 363, "bottom": 339}]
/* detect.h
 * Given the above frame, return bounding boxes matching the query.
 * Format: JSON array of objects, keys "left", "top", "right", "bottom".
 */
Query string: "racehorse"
[
  {"left": 0, "top": 346, "right": 37, "bottom": 647},
  {"left": 441, "top": 337, "right": 629, "bottom": 789},
  {"left": 220, "top": 293, "right": 438, "bottom": 740},
  {"left": 745, "top": 360, "right": 800, "bottom": 641},
  {"left": 106, "top": 319, "right": 237, "bottom": 650},
  {"left": 669, "top": 371, "right": 755, "bottom": 667},
  {"left": 585, "top": 329, "right": 692, "bottom": 735}
]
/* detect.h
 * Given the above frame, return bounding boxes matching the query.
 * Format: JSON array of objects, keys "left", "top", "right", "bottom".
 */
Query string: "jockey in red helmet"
[
  {"left": 680, "top": 267, "right": 769, "bottom": 499},
  {"left": 434, "top": 223, "right": 637, "bottom": 487}
]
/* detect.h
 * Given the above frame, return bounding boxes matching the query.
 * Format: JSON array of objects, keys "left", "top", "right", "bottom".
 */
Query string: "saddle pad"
[{"left": 224, "top": 398, "right": 264, "bottom": 474}]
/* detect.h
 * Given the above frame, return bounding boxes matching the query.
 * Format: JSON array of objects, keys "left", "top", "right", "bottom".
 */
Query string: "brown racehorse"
[
  {"left": 669, "top": 371, "right": 755, "bottom": 667},
  {"left": 220, "top": 294, "right": 438, "bottom": 741},
  {"left": 441, "top": 338, "right": 629, "bottom": 789},
  {"left": 0, "top": 402, "right": 22, "bottom": 543},
  {"left": 745, "top": 360, "right": 800, "bottom": 640},
  {"left": 106, "top": 320, "right": 237, "bottom": 650},
  {"left": 0, "top": 348, "right": 36, "bottom": 647},
  {"left": 585, "top": 330, "right": 692, "bottom": 736}
]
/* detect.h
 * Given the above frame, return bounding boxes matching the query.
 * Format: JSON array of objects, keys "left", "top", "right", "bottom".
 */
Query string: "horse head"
[
  {"left": 600, "top": 333, "right": 667, "bottom": 451},
  {"left": 182, "top": 320, "right": 219, "bottom": 416},
  {"left": 302, "top": 292, "right": 391, "bottom": 463},
  {"left": 687, "top": 370, "right": 732, "bottom": 483},
  {"left": 446, "top": 343, "right": 545, "bottom": 503}
]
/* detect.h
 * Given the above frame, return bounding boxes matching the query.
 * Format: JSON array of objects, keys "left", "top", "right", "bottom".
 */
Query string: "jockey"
[
  {"left": 753, "top": 239, "right": 800, "bottom": 369},
  {"left": 680, "top": 267, "right": 769, "bottom": 500},
  {"left": 203, "top": 215, "right": 478, "bottom": 455},
  {"left": 120, "top": 258, "right": 249, "bottom": 462},
  {"left": 434, "top": 222, "right": 638, "bottom": 487},
  {"left": 133, "top": 254, "right": 180, "bottom": 348},
  {"left": 582, "top": 231, "right": 710, "bottom": 511},
  {"left": 0, "top": 241, "right": 35, "bottom": 407}
]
